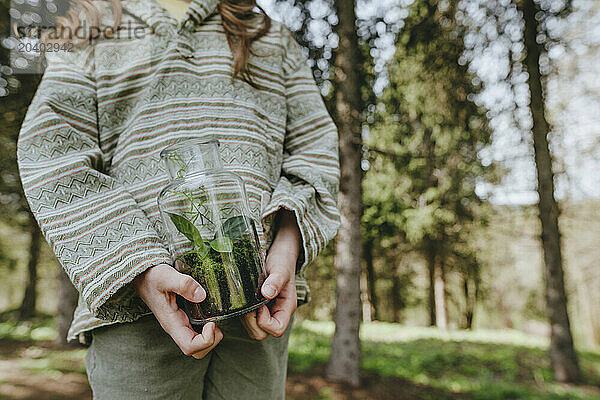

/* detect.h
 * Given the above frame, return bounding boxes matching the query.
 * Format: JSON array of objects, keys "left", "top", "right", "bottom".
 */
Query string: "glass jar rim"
[{"left": 159, "top": 138, "right": 220, "bottom": 159}]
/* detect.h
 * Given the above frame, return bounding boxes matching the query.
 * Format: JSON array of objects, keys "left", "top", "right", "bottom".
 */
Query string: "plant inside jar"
[{"left": 166, "top": 193, "right": 266, "bottom": 320}]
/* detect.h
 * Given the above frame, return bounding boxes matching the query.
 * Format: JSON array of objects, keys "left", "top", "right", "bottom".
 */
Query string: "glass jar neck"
[{"left": 160, "top": 139, "right": 222, "bottom": 180}]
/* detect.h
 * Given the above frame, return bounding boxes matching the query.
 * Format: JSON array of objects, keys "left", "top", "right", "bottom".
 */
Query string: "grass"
[
  {"left": 0, "top": 311, "right": 85, "bottom": 377},
  {"left": 288, "top": 320, "right": 600, "bottom": 400},
  {"left": 0, "top": 316, "right": 599, "bottom": 399},
  {"left": 0, "top": 311, "right": 56, "bottom": 342}
]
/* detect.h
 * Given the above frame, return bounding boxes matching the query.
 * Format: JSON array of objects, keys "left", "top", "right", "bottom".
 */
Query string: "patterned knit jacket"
[{"left": 17, "top": 0, "right": 340, "bottom": 343}]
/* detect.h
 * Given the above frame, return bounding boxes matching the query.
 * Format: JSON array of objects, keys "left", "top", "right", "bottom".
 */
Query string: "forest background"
[{"left": 0, "top": 0, "right": 599, "bottom": 398}]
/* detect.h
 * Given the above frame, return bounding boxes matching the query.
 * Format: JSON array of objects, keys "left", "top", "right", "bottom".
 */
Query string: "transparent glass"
[{"left": 157, "top": 139, "right": 268, "bottom": 326}]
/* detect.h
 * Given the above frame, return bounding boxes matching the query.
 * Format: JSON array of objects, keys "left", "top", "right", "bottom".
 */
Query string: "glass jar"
[{"left": 157, "top": 138, "right": 269, "bottom": 326}]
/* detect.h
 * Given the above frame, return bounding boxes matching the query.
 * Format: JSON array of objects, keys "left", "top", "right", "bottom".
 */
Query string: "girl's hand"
[
  {"left": 241, "top": 209, "right": 300, "bottom": 340},
  {"left": 133, "top": 264, "right": 223, "bottom": 358},
  {"left": 241, "top": 250, "right": 298, "bottom": 339}
]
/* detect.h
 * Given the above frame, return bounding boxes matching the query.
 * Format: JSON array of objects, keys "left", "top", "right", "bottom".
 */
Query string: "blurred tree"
[
  {"left": 389, "top": 260, "right": 413, "bottom": 323},
  {"left": 362, "top": 144, "right": 408, "bottom": 322},
  {"left": 18, "top": 214, "right": 41, "bottom": 320},
  {"left": 459, "top": 249, "right": 481, "bottom": 330},
  {"left": 459, "top": 0, "right": 585, "bottom": 378},
  {"left": 270, "top": 0, "right": 395, "bottom": 385},
  {"left": 326, "top": 0, "right": 364, "bottom": 386},
  {"left": 56, "top": 267, "right": 79, "bottom": 345},
  {"left": 517, "top": 0, "right": 581, "bottom": 383},
  {"left": 362, "top": 238, "right": 377, "bottom": 319},
  {"left": 0, "top": 0, "right": 43, "bottom": 320},
  {"left": 271, "top": 0, "right": 402, "bottom": 333},
  {"left": 1, "top": 0, "right": 78, "bottom": 327},
  {"left": 366, "top": 0, "right": 493, "bottom": 329}
]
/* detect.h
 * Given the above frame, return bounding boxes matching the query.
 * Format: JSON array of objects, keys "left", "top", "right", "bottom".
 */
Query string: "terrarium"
[{"left": 157, "top": 138, "right": 269, "bottom": 327}]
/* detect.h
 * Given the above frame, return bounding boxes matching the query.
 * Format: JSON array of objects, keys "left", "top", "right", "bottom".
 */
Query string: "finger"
[
  {"left": 261, "top": 270, "right": 288, "bottom": 299},
  {"left": 160, "top": 268, "right": 205, "bottom": 303},
  {"left": 241, "top": 312, "right": 268, "bottom": 341},
  {"left": 256, "top": 305, "right": 282, "bottom": 336},
  {"left": 256, "top": 296, "right": 295, "bottom": 338},
  {"left": 158, "top": 309, "right": 220, "bottom": 356},
  {"left": 191, "top": 323, "right": 224, "bottom": 359}
]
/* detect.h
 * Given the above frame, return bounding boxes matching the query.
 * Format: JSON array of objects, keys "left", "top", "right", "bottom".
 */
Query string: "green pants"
[{"left": 85, "top": 314, "right": 292, "bottom": 399}]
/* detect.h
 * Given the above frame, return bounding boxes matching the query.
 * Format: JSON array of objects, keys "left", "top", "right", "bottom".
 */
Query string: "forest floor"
[{"left": 0, "top": 317, "right": 599, "bottom": 400}]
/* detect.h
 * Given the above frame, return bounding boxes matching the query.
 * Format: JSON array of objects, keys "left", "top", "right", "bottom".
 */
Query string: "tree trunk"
[
  {"left": 434, "top": 259, "right": 447, "bottom": 329},
  {"left": 391, "top": 271, "right": 402, "bottom": 323},
  {"left": 426, "top": 244, "right": 436, "bottom": 327},
  {"left": 363, "top": 241, "right": 378, "bottom": 320},
  {"left": 463, "top": 278, "right": 472, "bottom": 330},
  {"left": 422, "top": 125, "right": 438, "bottom": 328},
  {"left": 520, "top": 0, "right": 581, "bottom": 383},
  {"left": 463, "top": 277, "right": 476, "bottom": 330},
  {"left": 327, "top": 0, "right": 363, "bottom": 386},
  {"left": 498, "top": 293, "right": 514, "bottom": 329},
  {"left": 55, "top": 266, "right": 79, "bottom": 346},
  {"left": 18, "top": 214, "right": 41, "bottom": 320}
]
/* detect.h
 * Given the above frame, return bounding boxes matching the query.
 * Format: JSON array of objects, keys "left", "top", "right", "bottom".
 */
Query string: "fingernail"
[
  {"left": 263, "top": 284, "right": 276, "bottom": 298},
  {"left": 194, "top": 287, "right": 205, "bottom": 301}
]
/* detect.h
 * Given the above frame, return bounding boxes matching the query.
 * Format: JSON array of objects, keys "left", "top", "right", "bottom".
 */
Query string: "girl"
[{"left": 17, "top": 0, "right": 340, "bottom": 398}]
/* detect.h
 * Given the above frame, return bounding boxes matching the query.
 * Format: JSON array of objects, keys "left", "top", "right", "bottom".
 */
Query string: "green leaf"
[
  {"left": 222, "top": 215, "right": 249, "bottom": 239},
  {"left": 210, "top": 236, "right": 233, "bottom": 252},
  {"left": 167, "top": 212, "right": 204, "bottom": 248},
  {"left": 193, "top": 245, "right": 210, "bottom": 259}
]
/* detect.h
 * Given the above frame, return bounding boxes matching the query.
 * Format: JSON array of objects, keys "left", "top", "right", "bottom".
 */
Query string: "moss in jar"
[
  {"left": 178, "top": 237, "right": 265, "bottom": 317},
  {"left": 167, "top": 209, "right": 266, "bottom": 319}
]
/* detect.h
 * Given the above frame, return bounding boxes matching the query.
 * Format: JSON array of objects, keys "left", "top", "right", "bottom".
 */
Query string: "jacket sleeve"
[
  {"left": 261, "top": 26, "right": 341, "bottom": 273},
  {"left": 16, "top": 47, "right": 171, "bottom": 322}
]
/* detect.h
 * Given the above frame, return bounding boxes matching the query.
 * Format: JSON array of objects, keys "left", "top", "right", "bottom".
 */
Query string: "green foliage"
[
  {"left": 209, "top": 236, "right": 233, "bottom": 253},
  {"left": 168, "top": 211, "right": 250, "bottom": 260},
  {"left": 167, "top": 152, "right": 189, "bottom": 179},
  {"left": 170, "top": 188, "right": 213, "bottom": 225},
  {"left": 222, "top": 215, "right": 249, "bottom": 240},
  {"left": 168, "top": 212, "right": 206, "bottom": 249},
  {"left": 371, "top": 0, "right": 494, "bottom": 239},
  {"left": 361, "top": 0, "right": 498, "bottom": 323}
]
